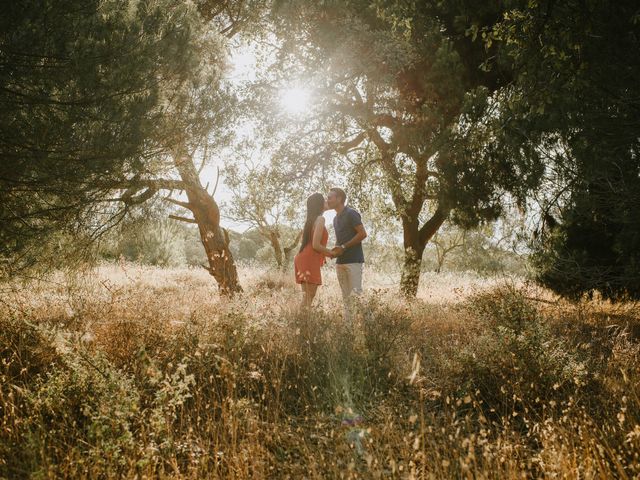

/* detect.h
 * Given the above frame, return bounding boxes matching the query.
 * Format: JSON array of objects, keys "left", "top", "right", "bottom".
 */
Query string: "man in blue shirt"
[{"left": 327, "top": 187, "right": 367, "bottom": 321}]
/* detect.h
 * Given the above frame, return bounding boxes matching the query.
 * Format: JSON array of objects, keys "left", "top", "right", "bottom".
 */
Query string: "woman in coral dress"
[{"left": 294, "top": 193, "right": 335, "bottom": 308}]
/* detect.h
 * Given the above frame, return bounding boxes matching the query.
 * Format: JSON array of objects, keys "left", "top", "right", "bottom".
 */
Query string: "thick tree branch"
[
  {"left": 373, "top": 114, "right": 399, "bottom": 129},
  {"left": 419, "top": 207, "right": 449, "bottom": 246},
  {"left": 408, "top": 160, "right": 431, "bottom": 218}
]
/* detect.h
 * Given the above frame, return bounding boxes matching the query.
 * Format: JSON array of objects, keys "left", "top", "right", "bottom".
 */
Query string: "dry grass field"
[{"left": 1, "top": 264, "right": 639, "bottom": 478}]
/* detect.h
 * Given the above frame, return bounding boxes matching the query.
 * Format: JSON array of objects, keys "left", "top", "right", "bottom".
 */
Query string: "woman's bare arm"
[{"left": 312, "top": 216, "right": 333, "bottom": 256}]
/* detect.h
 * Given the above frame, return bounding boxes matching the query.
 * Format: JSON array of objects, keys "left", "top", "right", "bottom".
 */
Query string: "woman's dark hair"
[{"left": 299, "top": 193, "right": 325, "bottom": 252}]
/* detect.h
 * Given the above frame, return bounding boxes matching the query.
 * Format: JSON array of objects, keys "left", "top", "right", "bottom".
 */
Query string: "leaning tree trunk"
[{"left": 173, "top": 152, "right": 242, "bottom": 295}]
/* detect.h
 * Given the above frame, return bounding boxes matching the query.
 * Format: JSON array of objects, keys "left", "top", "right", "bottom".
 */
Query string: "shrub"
[{"left": 454, "top": 286, "right": 591, "bottom": 417}]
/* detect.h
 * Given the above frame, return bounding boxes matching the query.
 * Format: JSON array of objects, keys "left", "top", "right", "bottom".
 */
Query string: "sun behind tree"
[{"left": 279, "top": 86, "right": 311, "bottom": 115}]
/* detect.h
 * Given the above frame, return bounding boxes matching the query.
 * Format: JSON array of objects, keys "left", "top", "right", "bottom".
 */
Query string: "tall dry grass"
[{"left": 1, "top": 263, "right": 639, "bottom": 478}]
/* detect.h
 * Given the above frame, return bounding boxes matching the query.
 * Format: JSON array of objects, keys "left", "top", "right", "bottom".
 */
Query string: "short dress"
[{"left": 294, "top": 226, "right": 329, "bottom": 285}]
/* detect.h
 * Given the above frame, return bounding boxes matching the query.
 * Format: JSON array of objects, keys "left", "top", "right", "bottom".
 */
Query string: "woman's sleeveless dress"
[{"left": 294, "top": 226, "right": 329, "bottom": 285}]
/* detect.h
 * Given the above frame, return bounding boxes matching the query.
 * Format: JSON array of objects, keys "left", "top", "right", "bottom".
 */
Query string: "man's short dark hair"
[{"left": 330, "top": 187, "right": 347, "bottom": 204}]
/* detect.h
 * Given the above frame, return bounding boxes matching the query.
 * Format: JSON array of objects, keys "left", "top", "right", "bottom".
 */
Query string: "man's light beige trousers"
[{"left": 336, "top": 263, "right": 363, "bottom": 322}]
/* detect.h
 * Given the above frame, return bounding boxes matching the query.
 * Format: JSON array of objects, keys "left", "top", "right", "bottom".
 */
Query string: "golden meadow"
[{"left": 1, "top": 265, "right": 639, "bottom": 478}]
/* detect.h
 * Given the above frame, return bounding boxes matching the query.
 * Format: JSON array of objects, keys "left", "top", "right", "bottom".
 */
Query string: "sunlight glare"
[{"left": 279, "top": 86, "right": 311, "bottom": 115}]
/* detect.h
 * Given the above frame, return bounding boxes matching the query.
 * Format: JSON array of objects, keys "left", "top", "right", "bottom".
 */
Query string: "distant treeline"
[{"left": 98, "top": 216, "right": 525, "bottom": 276}]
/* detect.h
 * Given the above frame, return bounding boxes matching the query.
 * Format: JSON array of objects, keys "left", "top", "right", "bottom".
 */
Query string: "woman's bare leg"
[{"left": 300, "top": 282, "right": 319, "bottom": 309}]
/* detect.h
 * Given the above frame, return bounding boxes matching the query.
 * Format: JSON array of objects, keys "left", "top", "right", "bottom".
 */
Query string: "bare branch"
[
  {"left": 336, "top": 132, "right": 367, "bottom": 154},
  {"left": 198, "top": 143, "right": 208, "bottom": 175},
  {"left": 119, "top": 178, "right": 185, "bottom": 191},
  {"left": 169, "top": 214, "right": 197, "bottom": 224},
  {"left": 367, "top": 127, "right": 407, "bottom": 210},
  {"left": 108, "top": 184, "right": 158, "bottom": 205},
  {"left": 164, "top": 197, "right": 193, "bottom": 211},
  {"left": 126, "top": 187, "right": 157, "bottom": 205},
  {"left": 210, "top": 166, "right": 220, "bottom": 197},
  {"left": 284, "top": 230, "right": 303, "bottom": 253}
]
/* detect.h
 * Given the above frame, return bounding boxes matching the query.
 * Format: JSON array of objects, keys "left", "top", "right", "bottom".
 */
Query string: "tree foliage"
[
  {"left": 258, "top": 0, "right": 540, "bottom": 294},
  {"left": 0, "top": 0, "right": 268, "bottom": 293},
  {"left": 0, "top": 0, "right": 227, "bottom": 276},
  {"left": 488, "top": 0, "right": 640, "bottom": 299}
]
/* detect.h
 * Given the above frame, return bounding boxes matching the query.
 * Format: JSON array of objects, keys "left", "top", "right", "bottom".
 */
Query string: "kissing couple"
[{"left": 294, "top": 187, "right": 367, "bottom": 315}]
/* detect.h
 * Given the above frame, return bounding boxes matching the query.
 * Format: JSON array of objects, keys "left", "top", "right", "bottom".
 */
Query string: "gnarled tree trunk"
[
  {"left": 172, "top": 152, "right": 242, "bottom": 295},
  {"left": 399, "top": 208, "right": 448, "bottom": 296},
  {"left": 262, "top": 228, "right": 302, "bottom": 270},
  {"left": 367, "top": 130, "right": 450, "bottom": 297},
  {"left": 268, "top": 230, "right": 284, "bottom": 268},
  {"left": 400, "top": 245, "right": 426, "bottom": 297},
  {"left": 282, "top": 230, "right": 302, "bottom": 269}
]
